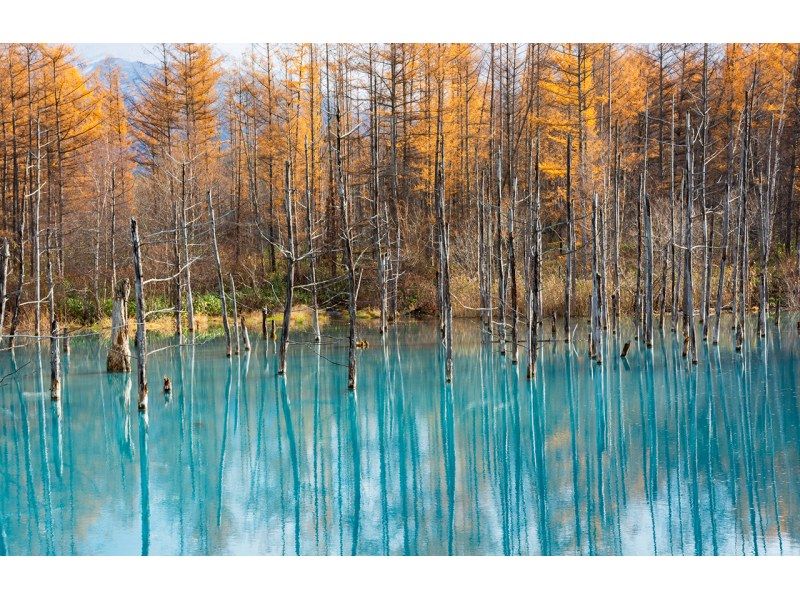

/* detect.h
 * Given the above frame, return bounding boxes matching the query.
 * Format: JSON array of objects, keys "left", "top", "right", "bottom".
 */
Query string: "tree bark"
[
  {"left": 229, "top": 273, "right": 240, "bottom": 355},
  {"left": 279, "top": 160, "right": 296, "bottom": 376},
  {"left": 107, "top": 278, "right": 132, "bottom": 372},
  {"left": 564, "top": 133, "right": 573, "bottom": 344},
  {"left": 206, "top": 190, "right": 232, "bottom": 357},
  {"left": 0, "top": 237, "right": 8, "bottom": 338},
  {"left": 684, "top": 113, "right": 698, "bottom": 364},
  {"left": 131, "top": 218, "right": 148, "bottom": 410}
]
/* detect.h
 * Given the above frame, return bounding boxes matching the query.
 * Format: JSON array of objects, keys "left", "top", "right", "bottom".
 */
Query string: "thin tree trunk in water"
[
  {"left": 0, "top": 237, "right": 8, "bottom": 338},
  {"left": 9, "top": 165, "right": 26, "bottom": 347},
  {"left": 279, "top": 161, "right": 296, "bottom": 377},
  {"left": 612, "top": 126, "right": 621, "bottom": 334},
  {"left": 700, "top": 45, "right": 712, "bottom": 340},
  {"left": 389, "top": 44, "right": 402, "bottom": 321},
  {"left": 229, "top": 273, "right": 240, "bottom": 355},
  {"left": 591, "top": 192, "right": 603, "bottom": 364},
  {"left": 735, "top": 91, "right": 751, "bottom": 350},
  {"left": 643, "top": 187, "right": 654, "bottom": 347},
  {"left": 496, "top": 149, "right": 507, "bottom": 354},
  {"left": 173, "top": 193, "right": 183, "bottom": 341},
  {"left": 368, "top": 51, "right": 388, "bottom": 336},
  {"left": 335, "top": 121, "right": 357, "bottom": 390},
  {"left": 206, "top": 191, "right": 232, "bottom": 357},
  {"left": 714, "top": 172, "right": 732, "bottom": 344},
  {"left": 508, "top": 180, "right": 519, "bottom": 364},
  {"left": 527, "top": 134, "right": 541, "bottom": 379},
  {"left": 33, "top": 121, "right": 42, "bottom": 337},
  {"left": 564, "top": 133, "right": 573, "bottom": 344},
  {"left": 670, "top": 99, "right": 679, "bottom": 331},
  {"left": 110, "top": 168, "right": 117, "bottom": 292},
  {"left": 107, "top": 278, "right": 131, "bottom": 372},
  {"left": 634, "top": 173, "right": 643, "bottom": 339},
  {"left": 304, "top": 139, "right": 321, "bottom": 343},
  {"left": 181, "top": 170, "right": 195, "bottom": 334},
  {"left": 643, "top": 106, "right": 653, "bottom": 348},
  {"left": 684, "top": 113, "right": 698, "bottom": 364},
  {"left": 240, "top": 316, "right": 251, "bottom": 352},
  {"left": 47, "top": 236, "right": 60, "bottom": 400},
  {"left": 93, "top": 189, "right": 102, "bottom": 323},
  {"left": 434, "top": 90, "right": 453, "bottom": 383},
  {"left": 131, "top": 218, "right": 148, "bottom": 410}
]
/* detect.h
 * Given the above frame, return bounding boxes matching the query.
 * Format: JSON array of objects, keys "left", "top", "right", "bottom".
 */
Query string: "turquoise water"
[{"left": 1, "top": 318, "right": 799, "bottom": 555}]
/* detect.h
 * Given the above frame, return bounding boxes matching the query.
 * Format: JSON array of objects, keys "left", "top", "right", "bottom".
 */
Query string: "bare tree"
[
  {"left": 278, "top": 160, "right": 296, "bottom": 377},
  {"left": 206, "top": 190, "right": 232, "bottom": 357},
  {"left": 131, "top": 218, "right": 148, "bottom": 410},
  {"left": 107, "top": 278, "right": 132, "bottom": 372}
]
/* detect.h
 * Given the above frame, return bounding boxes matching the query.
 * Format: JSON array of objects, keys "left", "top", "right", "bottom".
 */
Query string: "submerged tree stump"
[
  {"left": 107, "top": 278, "right": 132, "bottom": 373},
  {"left": 241, "top": 316, "right": 251, "bottom": 352}
]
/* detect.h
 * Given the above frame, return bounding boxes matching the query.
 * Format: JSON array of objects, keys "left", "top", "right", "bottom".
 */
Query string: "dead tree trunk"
[
  {"left": 47, "top": 238, "right": 60, "bottom": 400},
  {"left": 643, "top": 189, "right": 654, "bottom": 348},
  {"left": 670, "top": 100, "right": 680, "bottom": 332},
  {"left": 591, "top": 192, "right": 603, "bottom": 364},
  {"left": 241, "top": 315, "right": 251, "bottom": 352},
  {"left": 683, "top": 113, "right": 698, "bottom": 364},
  {"left": 496, "top": 151, "right": 507, "bottom": 355},
  {"left": 368, "top": 57, "right": 388, "bottom": 336},
  {"left": 713, "top": 179, "right": 732, "bottom": 345},
  {"left": 564, "top": 133, "right": 573, "bottom": 344},
  {"left": 612, "top": 126, "right": 621, "bottom": 334},
  {"left": 304, "top": 140, "right": 321, "bottom": 343},
  {"left": 131, "top": 218, "right": 148, "bottom": 410},
  {"left": 107, "top": 278, "right": 132, "bottom": 372},
  {"left": 508, "top": 180, "right": 519, "bottom": 364},
  {"left": 181, "top": 164, "right": 195, "bottom": 334},
  {"left": 33, "top": 122, "right": 42, "bottom": 337},
  {"left": 0, "top": 237, "right": 8, "bottom": 338},
  {"left": 734, "top": 91, "right": 751, "bottom": 350},
  {"left": 229, "top": 273, "right": 240, "bottom": 355},
  {"left": 527, "top": 135, "right": 541, "bottom": 378},
  {"left": 172, "top": 197, "right": 182, "bottom": 341},
  {"left": 700, "top": 45, "right": 712, "bottom": 341},
  {"left": 279, "top": 160, "right": 296, "bottom": 377},
  {"left": 206, "top": 190, "right": 232, "bottom": 357},
  {"left": 434, "top": 100, "right": 453, "bottom": 383}
]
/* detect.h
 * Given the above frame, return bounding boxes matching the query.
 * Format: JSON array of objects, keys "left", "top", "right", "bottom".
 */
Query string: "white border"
[
  {"left": 2, "top": 1, "right": 800, "bottom": 595},
  {"left": 1, "top": 1, "right": 799, "bottom": 42}
]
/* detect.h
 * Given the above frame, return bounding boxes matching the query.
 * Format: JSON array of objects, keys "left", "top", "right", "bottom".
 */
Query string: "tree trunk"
[
  {"left": 508, "top": 180, "right": 519, "bottom": 364},
  {"left": 684, "top": 114, "right": 698, "bottom": 364},
  {"left": 229, "top": 273, "right": 240, "bottom": 355},
  {"left": 47, "top": 238, "right": 60, "bottom": 400},
  {"left": 107, "top": 278, "right": 132, "bottom": 372},
  {"left": 279, "top": 160, "right": 296, "bottom": 377},
  {"left": 527, "top": 135, "right": 541, "bottom": 379},
  {"left": 241, "top": 315, "right": 251, "bottom": 352},
  {"left": 131, "top": 218, "right": 148, "bottom": 410},
  {"left": 0, "top": 237, "right": 8, "bottom": 338},
  {"left": 591, "top": 192, "right": 603, "bottom": 364},
  {"left": 206, "top": 190, "right": 232, "bottom": 357},
  {"left": 434, "top": 94, "right": 453, "bottom": 383},
  {"left": 564, "top": 133, "right": 573, "bottom": 344},
  {"left": 304, "top": 140, "right": 321, "bottom": 343}
]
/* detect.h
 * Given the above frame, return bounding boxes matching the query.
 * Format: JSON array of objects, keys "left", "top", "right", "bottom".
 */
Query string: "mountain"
[{"left": 85, "top": 57, "right": 156, "bottom": 94}]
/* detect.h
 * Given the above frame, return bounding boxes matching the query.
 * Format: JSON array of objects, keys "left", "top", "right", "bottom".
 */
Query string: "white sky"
[{"left": 73, "top": 43, "right": 251, "bottom": 64}]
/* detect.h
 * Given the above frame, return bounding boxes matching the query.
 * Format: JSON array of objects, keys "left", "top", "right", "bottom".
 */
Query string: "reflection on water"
[{"left": 1, "top": 316, "right": 799, "bottom": 555}]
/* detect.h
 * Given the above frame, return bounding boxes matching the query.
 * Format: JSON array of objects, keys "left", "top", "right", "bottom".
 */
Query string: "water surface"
[{"left": 1, "top": 318, "right": 799, "bottom": 555}]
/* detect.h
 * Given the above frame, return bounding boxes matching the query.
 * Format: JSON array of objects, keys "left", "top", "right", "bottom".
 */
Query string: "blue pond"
[{"left": 0, "top": 317, "right": 799, "bottom": 555}]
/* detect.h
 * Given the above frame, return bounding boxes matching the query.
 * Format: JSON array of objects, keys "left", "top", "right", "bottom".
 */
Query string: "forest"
[{"left": 0, "top": 43, "right": 799, "bottom": 401}]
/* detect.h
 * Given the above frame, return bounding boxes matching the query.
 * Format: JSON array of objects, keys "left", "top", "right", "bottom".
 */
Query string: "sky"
[{"left": 74, "top": 43, "right": 251, "bottom": 64}]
